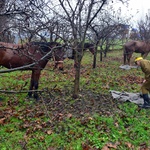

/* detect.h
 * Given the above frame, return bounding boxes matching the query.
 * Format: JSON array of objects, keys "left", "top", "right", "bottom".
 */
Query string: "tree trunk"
[
  {"left": 93, "top": 44, "right": 98, "bottom": 68},
  {"left": 73, "top": 63, "right": 81, "bottom": 98},
  {"left": 73, "top": 49, "right": 81, "bottom": 98},
  {"left": 100, "top": 51, "right": 103, "bottom": 61}
]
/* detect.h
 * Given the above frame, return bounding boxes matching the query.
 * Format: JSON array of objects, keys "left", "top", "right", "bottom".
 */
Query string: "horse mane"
[
  {"left": 84, "top": 42, "right": 94, "bottom": 49},
  {"left": 48, "top": 41, "right": 61, "bottom": 46},
  {"left": 77, "top": 42, "right": 94, "bottom": 48},
  {"left": 30, "top": 41, "right": 63, "bottom": 53},
  {"left": 30, "top": 42, "right": 51, "bottom": 53}
]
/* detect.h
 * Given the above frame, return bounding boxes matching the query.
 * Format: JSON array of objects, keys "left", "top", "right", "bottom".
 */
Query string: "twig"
[{"left": 0, "top": 89, "right": 45, "bottom": 94}]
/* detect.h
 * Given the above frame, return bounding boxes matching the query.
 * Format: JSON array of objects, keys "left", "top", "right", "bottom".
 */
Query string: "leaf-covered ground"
[
  {"left": 0, "top": 80, "right": 124, "bottom": 130},
  {"left": 0, "top": 51, "right": 150, "bottom": 149}
]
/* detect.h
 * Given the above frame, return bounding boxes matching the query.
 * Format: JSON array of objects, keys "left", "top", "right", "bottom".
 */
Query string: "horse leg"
[
  {"left": 33, "top": 70, "right": 41, "bottom": 100},
  {"left": 123, "top": 47, "right": 128, "bottom": 65},
  {"left": 142, "top": 52, "right": 149, "bottom": 59},
  {"left": 127, "top": 56, "right": 130, "bottom": 65},
  {"left": 28, "top": 70, "right": 41, "bottom": 100},
  {"left": 28, "top": 73, "right": 34, "bottom": 98},
  {"left": 127, "top": 53, "right": 133, "bottom": 66},
  {"left": 123, "top": 53, "right": 126, "bottom": 65}
]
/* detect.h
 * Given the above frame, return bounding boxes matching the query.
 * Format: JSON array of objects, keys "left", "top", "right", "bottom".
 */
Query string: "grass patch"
[{"left": 0, "top": 50, "right": 150, "bottom": 149}]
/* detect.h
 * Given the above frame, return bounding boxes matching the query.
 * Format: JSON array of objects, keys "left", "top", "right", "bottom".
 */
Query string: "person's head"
[{"left": 134, "top": 57, "right": 143, "bottom": 66}]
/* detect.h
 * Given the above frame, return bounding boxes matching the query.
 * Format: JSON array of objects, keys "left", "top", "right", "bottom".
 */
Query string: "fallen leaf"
[
  {"left": 0, "top": 118, "right": 5, "bottom": 125},
  {"left": 66, "top": 113, "right": 72, "bottom": 119},
  {"left": 47, "top": 130, "right": 53, "bottom": 135}
]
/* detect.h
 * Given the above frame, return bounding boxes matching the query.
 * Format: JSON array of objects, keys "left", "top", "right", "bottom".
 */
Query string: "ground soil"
[{"left": 35, "top": 90, "right": 125, "bottom": 123}]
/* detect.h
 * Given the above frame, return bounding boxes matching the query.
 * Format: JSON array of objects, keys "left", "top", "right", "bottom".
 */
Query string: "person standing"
[{"left": 135, "top": 57, "right": 150, "bottom": 108}]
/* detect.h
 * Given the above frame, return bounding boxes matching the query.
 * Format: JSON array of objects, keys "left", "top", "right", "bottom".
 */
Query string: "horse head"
[{"left": 84, "top": 42, "right": 95, "bottom": 55}]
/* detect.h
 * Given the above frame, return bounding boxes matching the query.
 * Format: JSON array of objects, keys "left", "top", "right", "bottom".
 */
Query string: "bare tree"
[
  {"left": 137, "top": 11, "right": 150, "bottom": 41},
  {"left": 54, "top": 0, "right": 107, "bottom": 98},
  {"left": 0, "top": 0, "right": 57, "bottom": 43},
  {"left": 89, "top": 7, "right": 130, "bottom": 67},
  {"left": 0, "top": 0, "right": 130, "bottom": 98},
  {"left": 50, "top": 0, "right": 129, "bottom": 98},
  {"left": 0, "top": 0, "right": 14, "bottom": 42}
]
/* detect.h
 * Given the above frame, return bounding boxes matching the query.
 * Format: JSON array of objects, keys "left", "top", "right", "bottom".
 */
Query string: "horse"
[
  {"left": 64, "top": 42, "right": 95, "bottom": 60},
  {"left": 123, "top": 40, "right": 150, "bottom": 65},
  {"left": 0, "top": 41, "right": 65, "bottom": 100}
]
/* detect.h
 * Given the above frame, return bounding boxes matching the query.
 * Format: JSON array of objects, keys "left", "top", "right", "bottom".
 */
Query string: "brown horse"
[
  {"left": 123, "top": 40, "right": 150, "bottom": 65},
  {"left": 0, "top": 41, "right": 65, "bottom": 100}
]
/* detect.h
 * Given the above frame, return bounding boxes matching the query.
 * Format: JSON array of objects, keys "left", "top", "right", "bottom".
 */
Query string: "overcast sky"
[
  {"left": 116, "top": 0, "right": 150, "bottom": 27},
  {"left": 49, "top": 0, "right": 150, "bottom": 28}
]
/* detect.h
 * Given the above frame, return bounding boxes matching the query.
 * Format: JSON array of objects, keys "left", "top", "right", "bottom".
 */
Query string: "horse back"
[
  {"left": 134, "top": 41, "right": 150, "bottom": 53},
  {"left": 124, "top": 40, "right": 149, "bottom": 54},
  {"left": 0, "top": 42, "right": 45, "bottom": 69}
]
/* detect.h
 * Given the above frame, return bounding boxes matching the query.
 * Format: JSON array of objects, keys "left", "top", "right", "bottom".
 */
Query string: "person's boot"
[
  {"left": 139, "top": 93, "right": 143, "bottom": 98},
  {"left": 141, "top": 94, "right": 150, "bottom": 108}
]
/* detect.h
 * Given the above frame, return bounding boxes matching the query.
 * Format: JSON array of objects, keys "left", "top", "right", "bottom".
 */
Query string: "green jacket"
[{"left": 140, "top": 59, "right": 150, "bottom": 80}]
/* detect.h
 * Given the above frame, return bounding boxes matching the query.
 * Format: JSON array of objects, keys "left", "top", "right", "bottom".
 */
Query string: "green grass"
[
  {"left": 1, "top": 104, "right": 149, "bottom": 149},
  {"left": 0, "top": 50, "right": 150, "bottom": 149}
]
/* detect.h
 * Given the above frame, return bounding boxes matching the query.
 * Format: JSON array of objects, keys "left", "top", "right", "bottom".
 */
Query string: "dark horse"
[
  {"left": 0, "top": 41, "right": 65, "bottom": 100},
  {"left": 123, "top": 40, "right": 150, "bottom": 65},
  {"left": 64, "top": 42, "right": 95, "bottom": 60}
]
